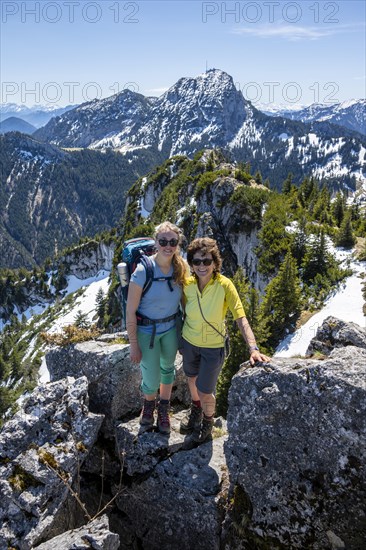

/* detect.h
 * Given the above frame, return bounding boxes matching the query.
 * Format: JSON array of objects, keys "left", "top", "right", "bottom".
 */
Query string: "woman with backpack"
[
  {"left": 126, "top": 221, "right": 187, "bottom": 434},
  {"left": 180, "top": 237, "right": 270, "bottom": 444}
]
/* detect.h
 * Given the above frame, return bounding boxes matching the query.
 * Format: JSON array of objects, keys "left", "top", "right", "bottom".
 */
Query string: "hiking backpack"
[{"left": 117, "top": 237, "right": 157, "bottom": 328}]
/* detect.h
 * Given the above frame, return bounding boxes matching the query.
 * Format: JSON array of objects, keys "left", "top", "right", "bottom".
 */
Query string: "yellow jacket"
[{"left": 183, "top": 273, "right": 245, "bottom": 348}]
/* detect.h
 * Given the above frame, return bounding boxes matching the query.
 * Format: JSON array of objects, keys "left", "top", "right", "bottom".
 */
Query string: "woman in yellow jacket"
[{"left": 181, "top": 237, "right": 270, "bottom": 443}]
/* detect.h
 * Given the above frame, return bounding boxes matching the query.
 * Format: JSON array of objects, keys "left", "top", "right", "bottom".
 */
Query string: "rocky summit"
[{"left": 0, "top": 316, "right": 365, "bottom": 549}]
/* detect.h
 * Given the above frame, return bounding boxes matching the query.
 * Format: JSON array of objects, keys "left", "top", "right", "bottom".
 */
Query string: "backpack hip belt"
[{"left": 136, "top": 309, "right": 180, "bottom": 349}]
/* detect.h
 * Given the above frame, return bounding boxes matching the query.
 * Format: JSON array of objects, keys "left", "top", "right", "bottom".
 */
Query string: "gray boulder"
[
  {"left": 46, "top": 341, "right": 190, "bottom": 436},
  {"left": 224, "top": 346, "right": 366, "bottom": 549},
  {"left": 0, "top": 377, "right": 103, "bottom": 550},
  {"left": 116, "top": 430, "right": 229, "bottom": 550},
  {"left": 35, "top": 514, "right": 119, "bottom": 550},
  {"left": 46, "top": 341, "right": 140, "bottom": 436},
  {"left": 116, "top": 411, "right": 226, "bottom": 476},
  {"left": 307, "top": 315, "right": 366, "bottom": 356}
]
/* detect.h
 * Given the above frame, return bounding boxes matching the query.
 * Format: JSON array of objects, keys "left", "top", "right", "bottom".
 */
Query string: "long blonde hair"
[{"left": 154, "top": 221, "right": 187, "bottom": 287}]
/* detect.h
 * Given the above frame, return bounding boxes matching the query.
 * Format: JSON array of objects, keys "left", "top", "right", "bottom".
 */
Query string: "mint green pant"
[{"left": 137, "top": 327, "right": 178, "bottom": 395}]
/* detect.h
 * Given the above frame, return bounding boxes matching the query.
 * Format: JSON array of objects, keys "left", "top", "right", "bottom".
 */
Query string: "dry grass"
[
  {"left": 296, "top": 310, "right": 318, "bottom": 329},
  {"left": 355, "top": 237, "right": 366, "bottom": 259},
  {"left": 40, "top": 325, "right": 101, "bottom": 346}
]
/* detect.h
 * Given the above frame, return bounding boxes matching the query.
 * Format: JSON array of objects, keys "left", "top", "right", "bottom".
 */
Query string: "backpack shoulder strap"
[
  {"left": 140, "top": 255, "right": 175, "bottom": 295},
  {"left": 140, "top": 255, "right": 154, "bottom": 296}
]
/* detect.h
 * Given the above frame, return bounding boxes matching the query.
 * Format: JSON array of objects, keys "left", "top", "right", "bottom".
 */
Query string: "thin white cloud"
[{"left": 232, "top": 23, "right": 364, "bottom": 41}]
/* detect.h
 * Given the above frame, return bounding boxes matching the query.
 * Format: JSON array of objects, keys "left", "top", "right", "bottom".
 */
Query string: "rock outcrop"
[
  {"left": 116, "top": 433, "right": 228, "bottom": 550},
  {"left": 127, "top": 153, "right": 269, "bottom": 289},
  {"left": 35, "top": 515, "right": 119, "bottom": 550},
  {"left": 0, "top": 377, "right": 104, "bottom": 550},
  {"left": 306, "top": 315, "right": 366, "bottom": 356},
  {"left": 1, "top": 317, "right": 365, "bottom": 550},
  {"left": 46, "top": 339, "right": 190, "bottom": 437},
  {"left": 59, "top": 241, "right": 115, "bottom": 280},
  {"left": 224, "top": 345, "right": 366, "bottom": 549}
]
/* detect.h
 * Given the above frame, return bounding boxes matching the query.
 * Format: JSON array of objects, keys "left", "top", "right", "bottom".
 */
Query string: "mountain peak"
[
  {"left": 165, "top": 68, "right": 236, "bottom": 98},
  {"left": 197, "top": 67, "right": 234, "bottom": 82}
]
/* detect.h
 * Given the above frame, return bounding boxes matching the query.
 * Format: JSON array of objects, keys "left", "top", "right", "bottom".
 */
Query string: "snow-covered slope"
[
  {"left": 275, "top": 248, "right": 365, "bottom": 357},
  {"left": 38, "top": 270, "right": 110, "bottom": 383}
]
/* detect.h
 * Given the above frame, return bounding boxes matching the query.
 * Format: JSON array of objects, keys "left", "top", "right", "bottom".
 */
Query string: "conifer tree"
[
  {"left": 335, "top": 211, "right": 356, "bottom": 248},
  {"left": 10, "top": 350, "right": 22, "bottom": 381},
  {"left": 262, "top": 250, "right": 301, "bottom": 346},
  {"left": 299, "top": 176, "right": 314, "bottom": 206},
  {"left": 307, "top": 178, "right": 319, "bottom": 215},
  {"left": 257, "top": 193, "right": 291, "bottom": 276},
  {"left": 95, "top": 287, "right": 106, "bottom": 319},
  {"left": 302, "top": 229, "right": 329, "bottom": 282},
  {"left": 0, "top": 387, "right": 13, "bottom": 420},
  {"left": 216, "top": 268, "right": 250, "bottom": 416},
  {"left": 358, "top": 239, "right": 366, "bottom": 261},
  {"left": 332, "top": 192, "right": 346, "bottom": 227},
  {"left": 254, "top": 170, "right": 263, "bottom": 184},
  {"left": 206, "top": 151, "right": 215, "bottom": 171},
  {"left": 74, "top": 310, "right": 90, "bottom": 330},
  {"left": 291, "top": 216, "right": 308, "bottom": 266},
  {"left": 313, "top": 186, "right": 331, "bottom": 224},
  {"left": 0, "top": 356, "right": 7, "bottom": 381},
  {"left": 282, "top": 173, "right": 293, "bottom": 194},
  {"left": 245, "top": 286, "right": 270, "bottom": 349}
]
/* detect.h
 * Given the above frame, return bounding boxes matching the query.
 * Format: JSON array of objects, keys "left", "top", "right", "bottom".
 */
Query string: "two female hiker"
[{"left": 127, "top": 228, "right": 270, "bottom": 439}]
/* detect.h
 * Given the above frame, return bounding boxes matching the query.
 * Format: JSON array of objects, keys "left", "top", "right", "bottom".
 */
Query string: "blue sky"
[{"left": 1, "top": 0, "right": 365, "bottom": 107}]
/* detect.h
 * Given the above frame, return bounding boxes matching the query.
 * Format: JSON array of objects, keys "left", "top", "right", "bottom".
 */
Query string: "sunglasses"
[
  {"left": 192, "top": 258, "right": 214, "bottom": 266},
  {"left": 158, "top": 238, "right": 179, "bottom": 247}
]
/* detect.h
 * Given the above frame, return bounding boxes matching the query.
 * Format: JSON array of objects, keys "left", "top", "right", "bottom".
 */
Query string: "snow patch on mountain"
[
  {"left": 48, "top": 271, "right": 110, "bottom": 334},
  {"left": 275, "top": 248, "right": 365, "bottom": 357},
  {"left": 262, "top": 99, "right": 366, "bottom": 135}
]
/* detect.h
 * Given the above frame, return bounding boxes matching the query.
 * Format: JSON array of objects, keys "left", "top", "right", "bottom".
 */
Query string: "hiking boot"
[
  {"left": 139, "top": 399, "right": 155, "bottom": 427},
  {"left": 180, "top": 403, "right": 203, "bottom": 434},
  {"left": 191, "top": 415, "right": 214, "bottom": 444},
  {"left": 157, "top": 401, "right": 171, "bottom": 434}
]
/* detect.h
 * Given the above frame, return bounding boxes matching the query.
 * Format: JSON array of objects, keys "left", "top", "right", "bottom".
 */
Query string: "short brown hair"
[{"left": 186, "top": 237, "right": 222, "bottom": 274}]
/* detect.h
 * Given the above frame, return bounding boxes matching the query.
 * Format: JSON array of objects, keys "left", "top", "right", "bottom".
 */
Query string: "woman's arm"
[
  {"left": 236, "top": 316, "right": 271, "bottom": 365},
  {"left": 126, "top": 281, "right": 143, "bottom": 363}
]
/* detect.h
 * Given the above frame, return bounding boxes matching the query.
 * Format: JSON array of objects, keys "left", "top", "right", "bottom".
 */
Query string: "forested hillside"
[{"left": 0, "top": 132, "right": 164, "bottom": 268}]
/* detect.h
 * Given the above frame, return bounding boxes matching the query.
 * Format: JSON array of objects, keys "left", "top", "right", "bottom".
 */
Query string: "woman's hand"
[
  {"left": 249, "top": 349, "right": 271, "bottom": 366},
  {"left": 130, "top": 342, "right": 142, "bottom": 364}
]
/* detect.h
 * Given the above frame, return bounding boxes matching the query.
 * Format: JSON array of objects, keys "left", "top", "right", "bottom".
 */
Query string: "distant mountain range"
[
  {"left": 0, "top": 103, "right": 76, "bottom": 128},
  {"left": 261, "top": 100, "right": 365, "bottom": 136},
  {"left": 0, "top": 116, "right": 36, "bottom": 135},
  {"left": 33, "top": 70, "right": 365, "bottom": 188},
  {"left": 2, "top": 97, "right": 364, "bottom": 136}
]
